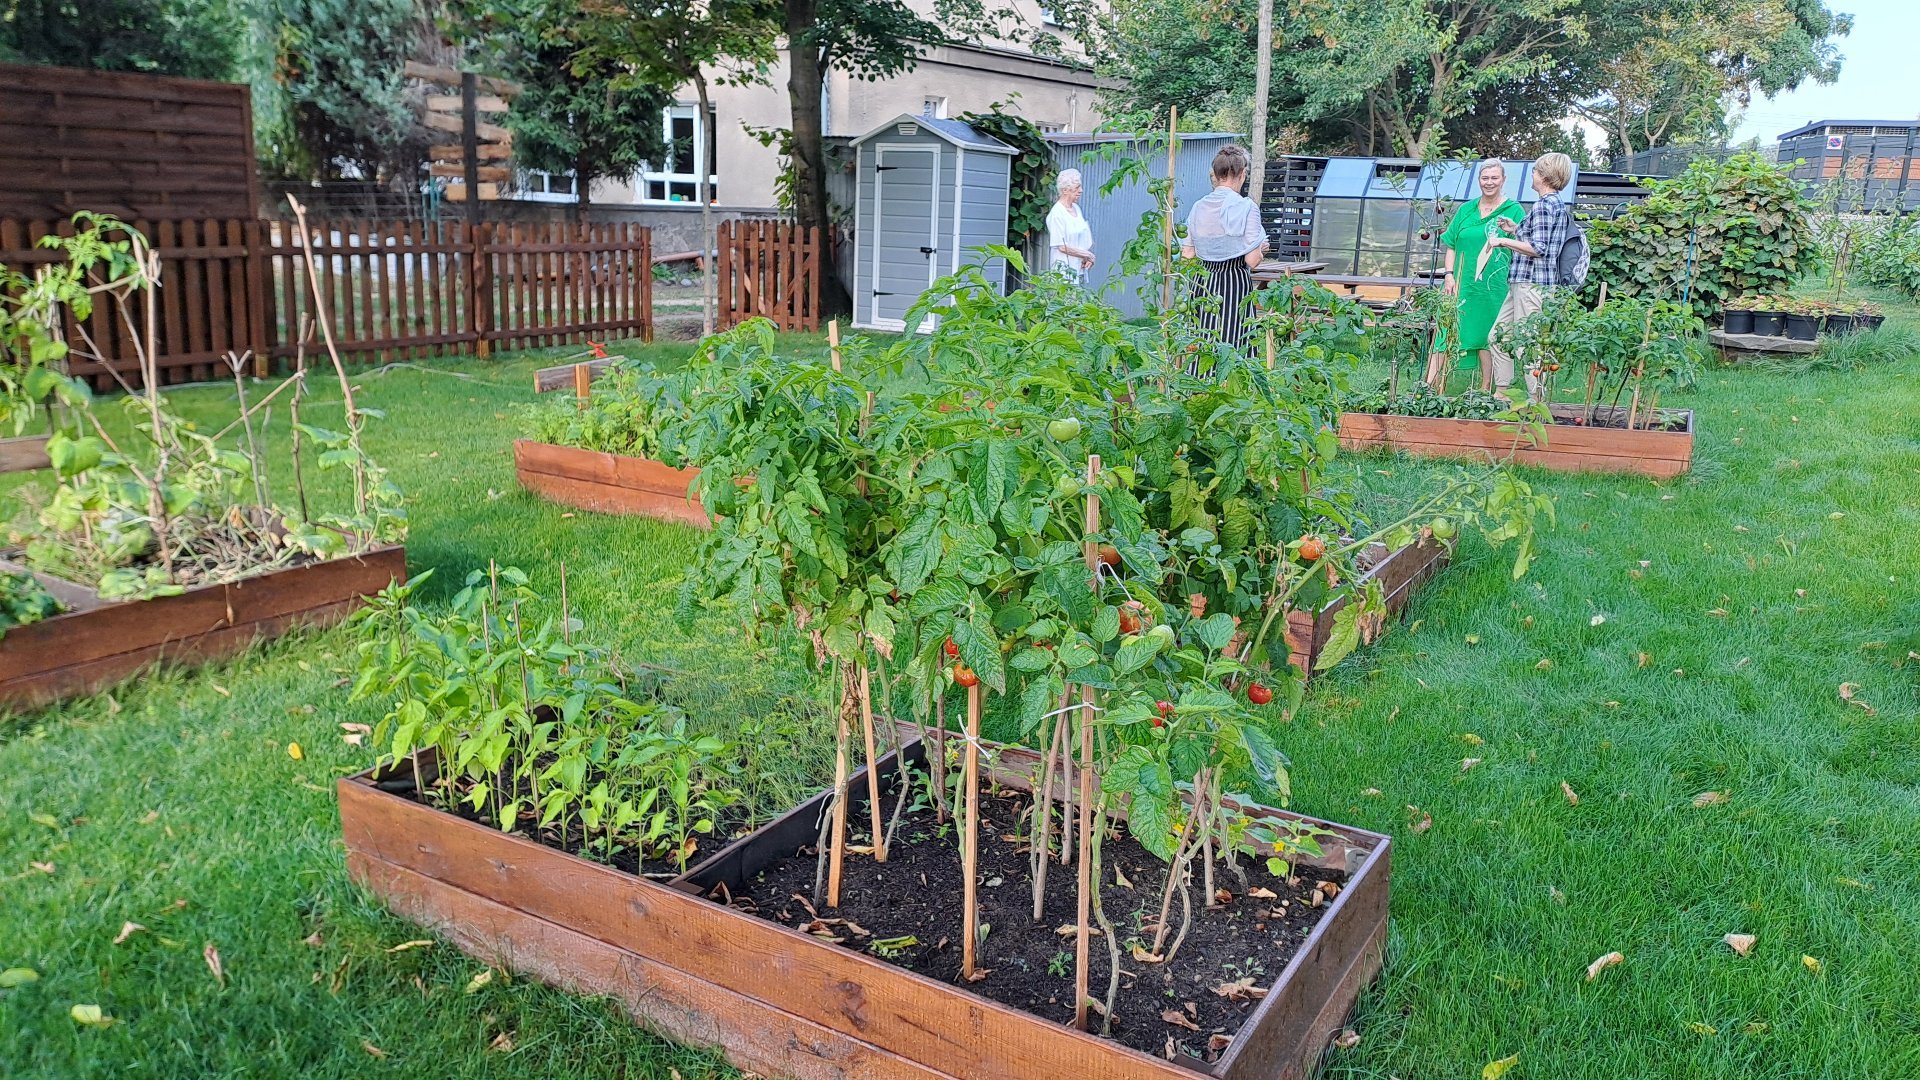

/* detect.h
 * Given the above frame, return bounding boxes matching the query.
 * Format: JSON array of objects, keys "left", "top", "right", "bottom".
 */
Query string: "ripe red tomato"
[
  {"left": 1096, "top": 544, "right": 1122, "bottom": 568},
  {"left": 1156, "top": 700, "right": 1174, "bottom": 719},
  {"left": 1298, "top": 536, "right": 1326, "bottom": 562},
  {"left": 953, "top": 664, "right": 979, "bottom": 688},
  {"left": 1118, "top": 609, "right": 1142, "bottom": 634},
  {"left": 944, "top": 638, "right": 959, "bottom": 659},
  {"left": 1247, "top": 682, "right": 1274, "bottom": 706}
]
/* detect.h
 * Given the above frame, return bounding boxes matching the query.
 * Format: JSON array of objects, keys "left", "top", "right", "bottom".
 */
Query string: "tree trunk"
[
  {"left": 1249, "top": 0, "right": 1272, "bottom": 195},
  {"left": 695, "top": 72, "right": 716, "bottom": 337},
  {"left": 784, "top": 0, "right": 852, "bottom": 316},
  {"left": 574, "top": 149, "right": 591, "bottom": 224}
]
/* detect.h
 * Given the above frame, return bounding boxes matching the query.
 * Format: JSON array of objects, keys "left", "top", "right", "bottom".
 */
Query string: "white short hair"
[
  {"left": 1056, "top": 168, "right": 1083, "bottom": 195},
  {"left": 1476, "top": 158, "right": 1506, "bottom": 181}
]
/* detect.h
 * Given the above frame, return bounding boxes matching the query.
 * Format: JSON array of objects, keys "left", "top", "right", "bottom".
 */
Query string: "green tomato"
[
  {"left": 1047, "top": 416, "right": 1082, "bottom": 442},
  {"left": 1430, "top": 517, "right": 1457, "bottom": 540},
  {"left": 1146, "top": 624, "right": 1176, "bottom": 652},
  {"left": 1055, "top": 473, "right": 1081, "bottom": 500}
]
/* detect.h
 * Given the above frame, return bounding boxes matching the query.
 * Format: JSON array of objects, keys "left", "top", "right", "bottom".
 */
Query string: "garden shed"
[
  {"left": 1043, "top": 132, "right": 1241, "bottom": 319},
  {"left": 850, "top": 115, "right": 1015, "bottom": 331}
]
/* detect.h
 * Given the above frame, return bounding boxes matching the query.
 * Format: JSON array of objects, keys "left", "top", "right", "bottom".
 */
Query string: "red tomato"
[
  {"left": 1247, "top": 682, "right": 1274, "bottom": 706},
  {"left": 1299, "top": 536, "right": 1326, "bottom": 562},
  {"left": 953, "top": 664, "right": 979, "bottom": 688},
  {"left": 944, "top": 638, "right": 959, "bottom": 659}
]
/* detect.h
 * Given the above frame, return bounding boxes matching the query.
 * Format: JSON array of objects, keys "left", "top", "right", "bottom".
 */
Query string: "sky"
[{"left": 1727, "top": 0, "right": 1920, "bottom": 144}]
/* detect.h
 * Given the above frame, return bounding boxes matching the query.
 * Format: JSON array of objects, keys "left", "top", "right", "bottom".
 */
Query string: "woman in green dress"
[{"left": 1427, "top": 159, "right": 1525, "bottom": 391}]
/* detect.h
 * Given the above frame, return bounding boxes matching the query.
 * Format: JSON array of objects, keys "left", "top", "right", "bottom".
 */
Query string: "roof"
[
  {"left": 1044, "top": 132, "right": 1243, "bottom": 146},
  {"left": 1778, "top": 119, "right": 1920, "bottom": 140},
  {"left": 850, "top": 115, "right": 1017, "bottom": 155}
]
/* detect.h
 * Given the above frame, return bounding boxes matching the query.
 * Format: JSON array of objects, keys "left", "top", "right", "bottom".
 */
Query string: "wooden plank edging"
[
  {"left": 1338, "top": 409, "right": 1694, "bottom": 478},
  {"left": 512, "top": 439, "right": 709, "bottom": 527}
]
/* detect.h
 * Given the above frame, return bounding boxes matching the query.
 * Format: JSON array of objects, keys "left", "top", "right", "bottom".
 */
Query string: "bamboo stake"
[
  {"left": 1073, "top": 453, "right": 1102, "bottom": 1031},
  {"left": 1161, "top": 108, "right": 1178, "bottom": 313},
  {"left": 1265, "top": 326, "right": 1276, "bottom": 370},
  {"left": 933, "top": 689, "right": 948, "bottom": 824},
  {"left": 827, "top": 662, "right": 853, "bottom": 907},
  {"left": 829, "top": 318, "right": 841, "bottom": 371},
  {"left": 960, "top": 681, "right": 983, "bottom": 979},
  {"left": 860, "top": 662, "right": 887, "bottom": 862}
]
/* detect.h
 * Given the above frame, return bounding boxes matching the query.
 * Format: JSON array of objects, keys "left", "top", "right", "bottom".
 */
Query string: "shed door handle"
[{"left": 919, "top": 246, "right": 937, "bottom": 255}]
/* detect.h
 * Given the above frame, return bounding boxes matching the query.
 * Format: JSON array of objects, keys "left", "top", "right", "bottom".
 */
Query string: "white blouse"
[{"left": 1046, "top": 201, "right": 1093, "bottom": 279}]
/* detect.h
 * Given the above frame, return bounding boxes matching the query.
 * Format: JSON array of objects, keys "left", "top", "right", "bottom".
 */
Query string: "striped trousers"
[{"left": 1194, "top": 258, "right": 1254, "bottom": 374}]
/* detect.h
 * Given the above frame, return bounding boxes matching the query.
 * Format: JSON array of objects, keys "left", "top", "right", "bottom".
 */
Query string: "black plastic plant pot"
[
  {"left": 1858, "top": 314, "right": 1886, "bottom": 332},
  {"left": 1784, "top": 314, "right": 1818, "bottom": 342},
  {"left": 1822, "top": 314, "right": 1854, "bottom": 335},
  {"left": 1751, "top": 312, "right": 1786, "bottom": 337},
  {"left": 1723, "top": 309, "right": 1754, "bottom": 335}
]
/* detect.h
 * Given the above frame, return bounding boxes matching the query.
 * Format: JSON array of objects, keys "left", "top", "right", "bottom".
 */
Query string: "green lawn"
[{"left": 2, "top": 305, "right": 1917, "bottom": 1079}]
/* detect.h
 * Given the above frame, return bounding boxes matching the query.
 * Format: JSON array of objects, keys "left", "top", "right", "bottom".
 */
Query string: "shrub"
[
  {"left": 1847, "top": 215, "right": 1920, "bottom": 299},
  {"left": 1586, "top": 154, "right": 1818, "bottom": 320}
]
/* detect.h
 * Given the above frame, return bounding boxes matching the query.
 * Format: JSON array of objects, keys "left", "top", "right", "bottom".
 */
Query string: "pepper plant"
[{"left": 1496, "top": 292, "right": 1705, "bottom": 429}]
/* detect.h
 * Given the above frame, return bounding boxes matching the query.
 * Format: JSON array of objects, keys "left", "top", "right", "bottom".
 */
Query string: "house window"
[
  {"left": 1038, "top": 3, "right": 1061, "bottom": 25},
  {"left": 640, "top": 104, "right": 719, "bottom": 203},
  {"left": 922, "top": 96, "right": 948, "bottom": 119},
  {"left": 1036, "top": 121, "right": 1065, "bottom": 134},
  {"left": 519, "top": 170, "right": 578, "bottom": 201}
]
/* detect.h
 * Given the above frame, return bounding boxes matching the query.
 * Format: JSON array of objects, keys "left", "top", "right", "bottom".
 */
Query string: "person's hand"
[
  {"left": 1081, "top": 254, "right": 1094, "bottom": 270},
  {"left": 1443, "top": 275, "right": 1457, "bottom": 297},
  {"left": 1494, "top": 218, "right": 1516, "bottom": 235}
]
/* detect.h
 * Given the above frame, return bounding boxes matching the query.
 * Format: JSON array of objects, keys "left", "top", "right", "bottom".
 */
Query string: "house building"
[{"left": 571, "top": 1, "right": 1105, "bottom": 214}]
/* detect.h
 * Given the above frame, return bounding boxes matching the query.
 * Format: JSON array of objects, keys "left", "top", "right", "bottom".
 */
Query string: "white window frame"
[
  {"left": 517, "top": 169, "right": 580, "bottom": 203},
  {"left": 638, "top": 103, "right": 719, "bottom": 205},
  {"left": 1038, "top": 3, "right": 1061, "bottom": 25},
  {"left": 921, "top": 96, "right": 949, "bottom": 119}
]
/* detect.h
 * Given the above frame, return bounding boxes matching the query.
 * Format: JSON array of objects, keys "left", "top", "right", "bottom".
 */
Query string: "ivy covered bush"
[{"left": 1587, "top": 153, "right": 1818, "bottom": 319}]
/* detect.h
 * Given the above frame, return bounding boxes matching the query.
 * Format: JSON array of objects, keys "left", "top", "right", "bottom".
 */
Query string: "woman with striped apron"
[{"left": 1180, "top": 144, "right": 1269, "bottom": 369}]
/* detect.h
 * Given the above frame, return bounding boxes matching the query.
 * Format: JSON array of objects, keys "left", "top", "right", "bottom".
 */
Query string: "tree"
[
  {"left": 1573, "top": 0, "right": 1850, "bottom": 161},
  {"left": 571, "top": 0, "right": 780, "bottom": 334},
  {"left": 448, "top": 0, "right": 670, "bottom": 219},
  {"left": 0, "top": 0, "right": 241, "bottom": 79},
  {"left": 250, "top": 0, "right": 421, "bottom": 180}
]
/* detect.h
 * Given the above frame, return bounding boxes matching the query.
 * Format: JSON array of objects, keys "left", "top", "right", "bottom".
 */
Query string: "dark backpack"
[{"left": 1556, "top": 214, "right": 1590, "bottom": 289}]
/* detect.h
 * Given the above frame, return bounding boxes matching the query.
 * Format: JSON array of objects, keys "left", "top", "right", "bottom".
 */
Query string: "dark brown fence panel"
[
  {"left": 718, "top": 220, "right": 823, "bottom": 332},
  {"left": 266, "top": 219, "right": 481, "bottom": 367},
  {"left": 0, "top": 63, "right": 258, "bottom": 221},
  {"left": 484, "top": 221, "right": 654, "bottom": 352},
  {"left": 0, "top": 216, "right": 268, "bottom": 388}
]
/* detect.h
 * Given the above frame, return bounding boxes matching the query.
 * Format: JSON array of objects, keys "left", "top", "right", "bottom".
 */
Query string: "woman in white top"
[
  {"left": 1046, "top": 168, "right": 1094, "bottom": 283},
  {"left": 1180, "top": 144, "right": 1268, "bottom": 359}
]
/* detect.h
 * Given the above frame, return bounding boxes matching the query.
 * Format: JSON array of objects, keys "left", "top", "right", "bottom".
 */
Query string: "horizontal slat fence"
[
  {"left": 1, "top": 218, "right": 655, "bottom": 385},
  {"left": 716, "top": 220, "right": 823, "bottom": 331}
]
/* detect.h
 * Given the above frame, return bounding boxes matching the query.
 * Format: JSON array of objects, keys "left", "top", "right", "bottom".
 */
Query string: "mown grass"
[{"left": 2, "top": 303, "right": 1917, "bottom": 1078}]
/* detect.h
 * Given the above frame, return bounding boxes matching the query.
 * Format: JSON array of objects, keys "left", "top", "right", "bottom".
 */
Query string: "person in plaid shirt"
[{"left": 1484, "top": 152, "right": 1574, "bottom": 401}]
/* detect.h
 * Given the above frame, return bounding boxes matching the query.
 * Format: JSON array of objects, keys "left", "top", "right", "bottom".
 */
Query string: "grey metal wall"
[{"left": 1040, "top": 134, "right": 1240, "bottom": 319}]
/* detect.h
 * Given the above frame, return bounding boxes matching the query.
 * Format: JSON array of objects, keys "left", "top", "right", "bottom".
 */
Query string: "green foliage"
[
  {"left": 0, "top": 217, "right": 114, "bottom": 437},
  {"left": 520, "top": 365, "right": 688, "bottom": 461},
  {"left": 1494, "top": 292, "right": 1705, "bottom": 426},
  {"left": 0, "top": 568, "right": 62, "bottom": 635},
  {"left": 350, "top": 568, "right": 744, "bottom": 871},
  {"left": 958, "top": 103, "right": 1054, "bottom": 247},
  {"left": 0, "top": 0, "right": 242, "bottom": 78},
  {"left": 249, "top": 0, "right": 418, "bottom": 181},
  {"left": 1846, "top": 215, "right": 1920, "bottom": 301},
  {"left": 1585, "top": 153, "right": 1817, "bottom": 319},
  {"left": 1348, "top": 382, "right": 1512, "bottom": 419}
]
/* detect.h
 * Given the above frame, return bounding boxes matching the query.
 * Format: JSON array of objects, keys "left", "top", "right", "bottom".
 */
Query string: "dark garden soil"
[
  {"left": 722, "top": 789, "right": 1345, "bottom": 1065},
  {"left": 1546, "top": 406, "right": 1689, "bottom": 432}
]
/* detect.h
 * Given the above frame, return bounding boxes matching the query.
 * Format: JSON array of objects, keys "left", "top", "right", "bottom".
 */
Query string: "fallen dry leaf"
[
  {"left": 1130, "top": 943, "right": 1165, "bottom": 964},
  {"left": 1743, "top": 1021, "right": 1769, "bottom": 1035},
  {"left": 1332, "top": 1029, "right": 1361, "bottom": 1049},
  {"left": 1802, "top": 954, "right": 1822, "bottom": 975},
  {"left": 203, "top": 943, "right": 225, "bottom": 985},
  {"left": 361, "top": 1040, "right": 387, "bottom": 1059},
  {"left": 286, "top": 742, "right": 304, "bottom": 761},
  {"left": 1160, "top": 1007, "right": 1201, "bottom": 1031},
  {"left": 1561, "top": 782, "right": 1580, "bottom": 806},
  {"left": 1361, "top": 787, "right": 1383, "bottom": 797},
  {"left": 1636, "top": 652, "right": 1652, "bottom": 668},
  {"left": 70, "top": 1003, "right": 113, "bottom": 1028},
  {"left": 1837, "top": 683, "right": 1876, "bottom": 715},
  {"left": 1460, "top": 733, "right": 1485, "bottom": 746},
  {"left": 1054, "top": 924, "right": 1103, "bottom": 938},
  {"left": 1212, "top": 977, "right": 1269, "bottom": 1002},
  {"left": 113, "top": 922, "right": 145, "bottom": 945},
  {"left": 139, "top": 810, "right": 160, "bottom": 824},
  {"left": 30, "top": 861, "right": 54, "bottom": 874},
  {"left": 1114, "top": 864, "right": 1132, "bottom": 888},
  {"left": 1407, "top": 806, "right": 1432, "bottom": 834},
  {"left": 1461, "top": 757, "right": 1483, "bottom": 773},
  {"left": 340, "top": 722, "right": 372, "bottom": 746},
  {"left": 1586, "top": 951, "right": 1624, "bottom": 981},
  {"left": 1590, "top": 613, "right": 1607, "bottom": 626},
  {"left": 385, "top": 939, "right": 435, "bottom": 954},
  {"left": 1208, "top": 1033, "right": 1233, "bottom": 1053},
  {"left": 1483, "top": 1053, "right": 1520, "bottom": 1080},
  {"left": 1723, "top": 933, "right": 1756, "bottom": 957},
  {"left": 1707, "top": 608, "right": 1730, "bottom": 618},
  {"left": 211, "top": 684, "right": 230, "bottom": 697},
  {"left": 490, "top": 1031, "right": 515, "bottom": 1053},
  {"left": 1534, "top": 658, "right": 1554, "bottom": 670},
  {"left": 1692, "top": 791, "right": 1728, "bottom": 808},
  {"left": 465, "top": 969, "right": 494, "bottom": 994},
  {"left": 1248, "top": 886, "right": 1278, "bottom": 900},
  {"left": 1687, "top": 1022, "right": 1718, "bottom": 1035},
  {"left": 303, "top": 932, "right": 325, "bottom": 948}
]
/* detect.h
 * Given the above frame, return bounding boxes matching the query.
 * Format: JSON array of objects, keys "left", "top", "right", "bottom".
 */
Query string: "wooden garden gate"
[{"left": 716, "top": 220, "right": 824, "bottom": 331}]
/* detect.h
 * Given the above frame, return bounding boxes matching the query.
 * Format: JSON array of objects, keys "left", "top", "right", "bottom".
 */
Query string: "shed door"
[{"left": 871, "top": 144, "right": 941, "bottom": 328}]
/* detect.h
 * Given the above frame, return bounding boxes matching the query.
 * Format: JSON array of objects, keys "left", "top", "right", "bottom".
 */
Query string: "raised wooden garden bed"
[
  {"left": 0, "top": 545, "right": 405, "bottom": 709},
  {"left": 1286, "top": 536, "right": 1450, "bottom": 676},
  {"left": 1339, "top": 404, "right": 1694, "bottom": 479},
  {"left": 0, "top": 433, "right": 51, "bottom": 474},
  {"left": 341, "top": 735, "right": 1389, "bottom": 1080},
  {"left": 512, "top": 439, "right": 709, "bottom": 527}
]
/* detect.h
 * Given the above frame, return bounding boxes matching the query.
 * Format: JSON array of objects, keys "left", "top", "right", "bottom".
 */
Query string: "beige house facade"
[{"left": 589, "top": 3, "right": 1106, "bottom": 210}]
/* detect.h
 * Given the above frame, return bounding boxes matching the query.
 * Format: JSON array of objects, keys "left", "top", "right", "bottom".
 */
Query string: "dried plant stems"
[
  {"left": 827, "top": 659, "right": 855, "bottom": 907},
  {"left": 960, "top": 681, "right": 983, "bottom": 980},
  {"left": 859, "top": 662, "right": 886, "bottom": 862},
  {"left": 286, "top": 196, "right": 370, "bottom": 519}
]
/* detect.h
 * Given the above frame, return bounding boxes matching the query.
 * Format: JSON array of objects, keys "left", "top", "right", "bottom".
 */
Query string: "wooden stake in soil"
[
  {"left": 829, "top": 319, "right": 841, "bottom": 372},
  {"left": 574, "top": 361, "right": 592, "bottom": 409},
  {"left": 960, "top": 681, "right": 983, "bottom": 979},
  {"left": 1161, "top": 108, "right": 1178, "bottom": 313},
  {"left": 827, "top": 662, "right": 854, "bottom": 907},
  {"left": 1073, "top": 453, "right": 1102, "bottom": 1031},
  {"left": 859, "top": 662, "right": 887, "bottom": 862}
]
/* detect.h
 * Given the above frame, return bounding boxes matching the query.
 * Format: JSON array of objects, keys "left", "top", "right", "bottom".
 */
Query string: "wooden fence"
[
  {"left": 716, "top": 221, "right": 824, "bottom": 331},
  {"left": 0, "top": 218, "right": 654, "bottom": 386}
]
